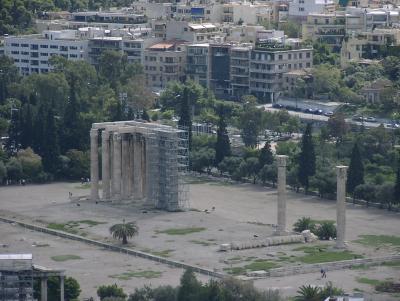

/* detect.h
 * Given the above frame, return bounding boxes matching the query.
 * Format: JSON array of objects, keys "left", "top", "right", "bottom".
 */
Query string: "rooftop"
[{"left": 0, "top": 254, "right": 32, "bottom": 260}]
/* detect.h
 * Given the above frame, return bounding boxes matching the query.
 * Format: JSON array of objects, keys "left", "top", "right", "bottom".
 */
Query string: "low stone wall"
[
  {"left": 229, "top": 235, "right": 305, "bottom": 250},
  {"left": 266, "top": 255, "right": 400, "bottom": 278},
  {"left": 0, "top": 217, "right": 224, "bottom": 278}
]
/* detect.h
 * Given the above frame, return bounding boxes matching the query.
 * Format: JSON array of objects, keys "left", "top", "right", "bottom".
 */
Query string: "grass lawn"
[
  {"left": 47, "top": 223, "right": 79, "bottom": 234},
  {"left": 51, "top": 255, "right": 82, "bottom": 262},
  {"left": 382, "top": 260, "right": 400, "bottom": 267},
  {"left": 150, "top": 249, "right": 174, "bottom": 257},
  {"left": 354, "top": 235, "right": 400, "bottom": 247},
  {"left": 155, "top": 227, "right": 206, "bottom": 235},
  {"left": 110, "top": 270, "right": 162, "bottom": 280},
  {"left": 299, "top": 250, "right": 362, "bottom": 264},
  {"left": 356, "top": 277, "right": 383, "bottom": 286},
  {"left": 244, "top": 260, "right": 280, "bottom": 271},
  {"left": 223, "top": 266, "right": 246, "bottom": 275}
]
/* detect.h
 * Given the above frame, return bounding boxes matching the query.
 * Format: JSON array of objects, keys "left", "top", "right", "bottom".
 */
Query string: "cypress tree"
[
  {"left": 42, "top": 108, "right": 60, "bottom": 174},
  {"left": 33, "top": 105, "right": 46, "bottom": 156},
  {"left": 20, "top": 104, "right": 34, "bottom": 149},
  {"left": 395, "top": 158, "right": 400, "bottom": 205},
  {"left": 6, "top": 108, "right": 21, "bottom": 154},
  {"left": 298, "top": 123, "right": 316, "bottom": 192},
  {"left": 346, "top": 143, "right": 364, "bottom": 195},
  {"left": 215, "top": 114, "right": 231, "bottom": 165},
  {"left": 178, "top": 87, "right": 192, "bottom": 150},
  {"left": 141, "top": 110, "right": 150, "bottom": 121},
  {"left": 259, "top": 139, "right": 274, "bottom": 168},
  {"left": 62, "top": 81, "right": 81, "bottom": 152}
]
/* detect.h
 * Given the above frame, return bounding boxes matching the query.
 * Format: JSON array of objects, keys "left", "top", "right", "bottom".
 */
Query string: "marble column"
[
  {"left": 133, "top": 135, "right": 143, "bottom": 199},
  {"left": 41, "top": 277, "right": 48, "bottom": 301},
  {"left": 90, "top": 128, "right": 99, "bottom": 201},
  {"left": 141, "top": 138, "right": 146, "bottom": 198},
  {"left": 101, "top": 130, "right": 111, "bottom": 200},
  {"left": 112, "top": 133, "right": 122, "bottom": 199},
  {"left": 336, "top": 165, "right": 348, "bottom": 249},
  {"left": 276, "top": 155, "right": 288, "bottom": 235},
  {"left": 128, "top": 136, "right": 134, "bottom": 198},
  {"left": 121, "top": 134, "right": 130, "bottom": 199},
  {"left": 60, "top": 276, "right": 65, "bottom": 301}
]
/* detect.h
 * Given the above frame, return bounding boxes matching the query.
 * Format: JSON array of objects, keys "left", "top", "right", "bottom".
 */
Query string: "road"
[{"left": 259, "top": 104, "right": 386, "bottom": 129}]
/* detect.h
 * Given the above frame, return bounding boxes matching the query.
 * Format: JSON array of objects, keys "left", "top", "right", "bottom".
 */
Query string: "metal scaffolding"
[{"left": 91, "top": 121, "right": 189, "bottom": 211}]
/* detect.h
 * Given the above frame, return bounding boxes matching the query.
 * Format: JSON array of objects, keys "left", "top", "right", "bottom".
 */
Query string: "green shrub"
[
  {"left": 293, "top": 217, "right": 316, "bottom": 233},
  {"left": 315, "top": 221, "right": 336, "bottom": 240}
]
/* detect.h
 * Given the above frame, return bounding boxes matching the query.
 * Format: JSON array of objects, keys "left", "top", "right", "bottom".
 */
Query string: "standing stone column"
[
  {"left": 336, "top": 165, "right": 348, "bottom": 249},
  {"left": 141, "top": 138, "right": 146, "bottom": 198},
  {"left": 112, "top": 133, "right": 122, "bottom": 199},
  {"left": 60, "top": 276, "right": 65, "bottom": 301},
  {"left": 276, "top": 155, "right": 288, "bottom": 235},
  {"left": 41, "top": 277, "right": 48, "bottom": 301},
  {"left": 90, "top": 128, "right": 99, "bottom": 201},
  {"left": 121, "top": 134, "right": 130, "bottom": 199},
  {"left": 128, "top": 137, "right": 134, "bottom": 197},
  {"left": 102, "top": 130, "right": 111, "bottom": 200},
  {"left": 133, "top": 135, "right": 143, "bottom": 199}
]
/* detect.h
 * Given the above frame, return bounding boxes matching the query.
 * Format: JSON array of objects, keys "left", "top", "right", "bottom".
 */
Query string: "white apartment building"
[
  {"left": 4, "top": 30, "right": 89, "bottom": 75},
  {"left": 222, "top": 2, "right": 273, "bottom": 25},
  {"left": 288, "top": 0, "right": 335, "bottom": 20},
  {"left": 165, "top": 20, "right": 222, "bottom": 43}
]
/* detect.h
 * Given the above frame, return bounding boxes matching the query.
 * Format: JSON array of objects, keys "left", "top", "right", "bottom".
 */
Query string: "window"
[
  {"left": 299, "top": 63, "right": 303, "bottom": 68},
  {"left": 30, "top": 44, "right": 38, "bottom": 50},
  {"left": 306, "top": 62, "right": 310, "bottom": 67},
  {"left": 41, "top": 68, "right": 49, "bottom": 73},
  {"left": 299, "top": 53, "right": 302, "bottom": 59},
  {"left": 299, "top": 7, "right": 304, "bottom": 11},
  {"left": 40, "top": 60, "right": 47, "bottom": 64},
  {"left": 14, "top": 59, "right": 20, "bottom": 62},
  {"left": 184, "top": 27, "right": 188, "bottom": 31},
  {"left": 50, "top": 45, "right": 58, "bottom": 49},
  {"left": 278, "top": 54, "right": 283, "bottom": 60},
  {"left": 31, "top": 60, "right": 39, "bottom": 66},
  {"left": 306, "top": 52, "right": 310, "bottom": 58},
  {"left": 69, "top": 46, "right": 78, "bottom": 50},
  {"left": 288, "top": 54, "right": 292, "bottom": 59},
  {"left": 21, "top": 44, "right": 29, "bottom": 47},
  {"left": 11, "top": 43, "right": 19, "bottom": 47},
  {"left": 40, "top": 53, "right": 48, "bottom": 56},
  {"left": 60, "top": 46, "right": 68, "bottom": 51},
  {"left": 325, "top": 19, "right": 329, "bottom": 24},
  {"left": 22, "top": 59, "right": 29, "bottom": 63},
  {"left": 40, "top": 45, "right": 48, "bottom": 48},
  {"left": 11, "top": 51, "right": 19, "bottom": 55}
]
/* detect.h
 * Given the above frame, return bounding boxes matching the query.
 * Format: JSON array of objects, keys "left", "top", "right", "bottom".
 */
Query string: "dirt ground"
[{"left": 0, "top": 179, "right": 399, "bottom": 300}]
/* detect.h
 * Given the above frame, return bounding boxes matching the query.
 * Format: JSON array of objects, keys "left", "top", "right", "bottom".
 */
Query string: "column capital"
[
  {"left": 276, "top": 155, "right": 288, "bottom": 167},
  {"left": 90, "top": 128, "right": 98, "bottom": 138},
  {"left": 113, "top": 132, "right": 121, "bottom": 141},
  {"left": 336, "top": 165, "right": 348, "bottom": 180},
  {"left": 102, "top": 130, "right": 110, "bottom": 141}
]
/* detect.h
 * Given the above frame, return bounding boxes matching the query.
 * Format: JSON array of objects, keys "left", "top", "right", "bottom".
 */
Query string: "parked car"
[
  {"left": 324, "top": 111, "right": 334, "bottom": 117},
  {"left": 366, "top": 117, "right": 376, "bottom": 123},
  {"left": 272, "top": 103, "right": 283, "bottom": 109},
  {"left": 314, "top": 109, "right": 324, "bottom": 115}
]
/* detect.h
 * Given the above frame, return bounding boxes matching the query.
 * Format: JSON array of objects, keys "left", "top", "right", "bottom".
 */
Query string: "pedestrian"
[{"left": 320, "top": 268, "right": 327, "bottom": 278}]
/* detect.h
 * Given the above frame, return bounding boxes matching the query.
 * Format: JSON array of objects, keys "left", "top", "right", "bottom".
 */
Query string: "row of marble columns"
[
  {"left": 275, "top": 155, "right": 348, "bottom": 248},
  {"left": 40, "top": 276, "right": 64, "bottom": 301},
  {"left": 90, "top": 128, "right": 147, "bottom": 201}
]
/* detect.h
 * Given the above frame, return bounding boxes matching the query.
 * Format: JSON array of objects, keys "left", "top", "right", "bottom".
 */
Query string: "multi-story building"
[
  {"left": 71, "top": 11, "right": 147, "bottom": 25},
  {"left": 165, "top": 20, "right": 222, "bottom": 43},
  {"left": 341, "top": 28, "right": 400, "bottom": 67},
  {"left": 143, "top": 40, "right": 187, "bottom": 90},
  {"left": 221, "top": 2, "right": 273, "bottom": 25},
  {"left": 4, "top": 30, "right": 89, "bottom": 75},
  {"left": 186, "top": 43, "right": 210, "bottom": 87},
  {"left": 288, "top": 0, "right": 335, "bottom": 21},
  {"left": 302, "top": 12, "right": 346, "bottom": 50},
  {"left": 230, "top": 44, "right": 252, "bottom": 99},
  {"left": 209, "top": 43, "right": 231, "bottom": 98},
  {"left": 249, "top": 38, "right": 313, "bottom": 102}
]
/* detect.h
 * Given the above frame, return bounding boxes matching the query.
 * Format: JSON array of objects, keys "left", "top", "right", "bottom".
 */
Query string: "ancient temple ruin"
[{"left": 90, "top": 121, "right": 189, "bottom": 211}]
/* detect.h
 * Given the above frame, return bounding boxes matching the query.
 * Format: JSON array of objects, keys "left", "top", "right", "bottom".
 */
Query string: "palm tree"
[
  {"left": 295, "top": 285, "right": 322, "bottom": 301},
  {"left": 109, "top": 220, "right": 138, "bottom": 245}
]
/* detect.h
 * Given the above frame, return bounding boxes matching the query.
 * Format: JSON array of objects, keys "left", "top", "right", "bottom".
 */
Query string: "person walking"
[{"left": 320, "top": 268, "right": 327, "bottom": 278}]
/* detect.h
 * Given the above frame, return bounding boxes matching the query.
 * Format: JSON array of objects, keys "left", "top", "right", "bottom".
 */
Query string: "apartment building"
[
  {"left": 221, "top": 2, "right": 273, "bottom": 25},
  {"left": 249, "top": 38, "right": 313, "bottom": 102},
  {"left": 302, "top": 12, "right": 346, "bottom": 50},
  {"left": 223, "top": 24, "right": 265, "bottom": 43},
  {"left": 165, "top": 20, "right": 222, "bottom": 43},
  {"left": 341, "top": 28, "right": 400, "bottom": 67},
  {"left": 71, "top": 11, "right": 147, "bottom": 25},
  {"left": 288, "top": 0, "right": 335, "bottom": 20},
  {"left": 209, "top": 43, "right": 231, "bottom": 98},
  {"left": 143, "top": 40, "right": 187, "bottom": 90},
  {"left": 4, "top": 30, "right": 89, "bottom": 75},
  {"left": 230, "top": 45, "right": 252, "bottom": 99},
  {"left": 186, "top": 43, "right": 210, "bottom": 87}
]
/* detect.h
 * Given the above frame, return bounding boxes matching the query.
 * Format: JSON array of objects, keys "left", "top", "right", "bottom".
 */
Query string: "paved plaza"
[{"left": 0, "top": 179, "right": 399, "bottom": 300}]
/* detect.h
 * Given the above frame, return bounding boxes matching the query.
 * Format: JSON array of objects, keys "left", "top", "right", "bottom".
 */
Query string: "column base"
[
  {"left": 274, "top": 230, "right": 289, "bottom": 236},
  {"left": 334, "top": 241, "right": 347, "bottom": 249}
]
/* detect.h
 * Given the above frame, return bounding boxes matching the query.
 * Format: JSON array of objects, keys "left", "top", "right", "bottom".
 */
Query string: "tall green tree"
[
  {"left": 109, "top": 220, "right": 139, "bottom": 245},
  {"left": 395, "top": 157, "right": 400, "bottom": 205},
  {"left": 33, "top": 105, "right": 46, "bottom": 155},
  {"left": 178, "top": 87, "right": 192, "bottom": 150},
  {"left": 42, "top": 107, "right": 60, "bottom": 174},
  {"left": 298, "top": 123, "right": 316, "bottom": 192},
  {"left": 177, "top": 269, "right": 202, "bottom": 301},
  {"left": 62, "top": 81, "right": 82, "bottom": 152},
  {"left": 259, "top": 140, "right": 274, "bottom": 168},
  {"left": 239, "top": 104, "right": 262, "bottom": 148},
  {"left": 346, "top": 143, "right": 364, "bottom": 195},
  {"left": 20, "top": 103, "right": 34, "bottom": 149},
  {"left": 215, "top": 114, "right": 231, "bottom": 165},
  {"left": 5, "top": 108, "right": 21, "bottom": 154}
]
